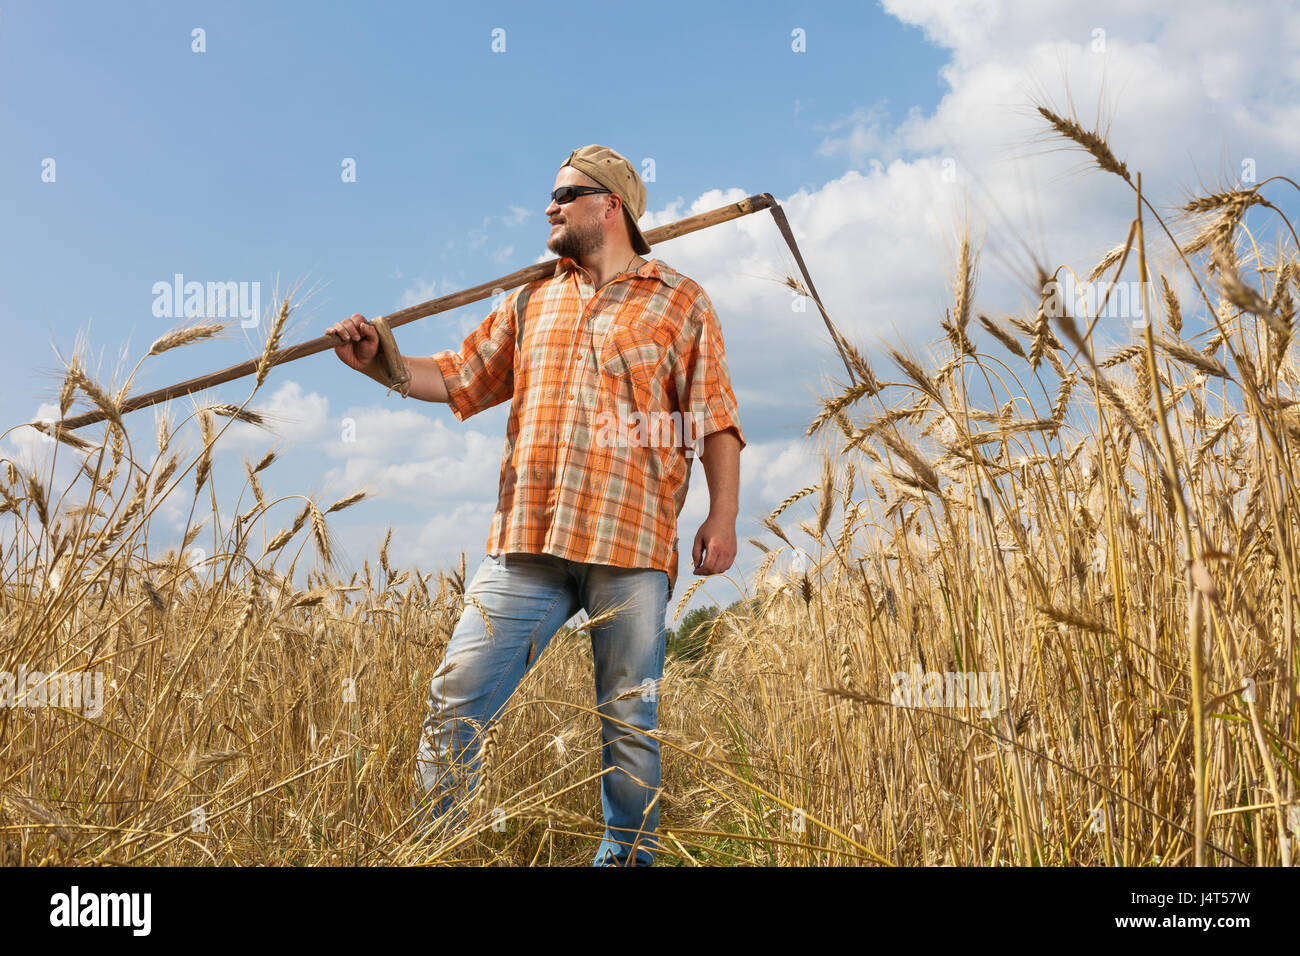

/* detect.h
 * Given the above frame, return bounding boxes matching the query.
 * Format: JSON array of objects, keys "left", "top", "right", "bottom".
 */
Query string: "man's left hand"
[{"left": 692, "top": 513, "right": 737, "bottom": 575}]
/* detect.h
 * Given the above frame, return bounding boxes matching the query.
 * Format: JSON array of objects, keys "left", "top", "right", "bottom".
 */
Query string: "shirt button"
[{"left": 567, "top": 393, "right": 575, "bottom": 401}]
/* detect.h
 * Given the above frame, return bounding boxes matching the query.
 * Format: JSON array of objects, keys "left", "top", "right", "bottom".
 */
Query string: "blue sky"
[
  {"left": 3, "top": 0, "right": 1296, "bottom": 616},
  {"left": 1, "top": 0, "right": 944, "bottom": 357}
]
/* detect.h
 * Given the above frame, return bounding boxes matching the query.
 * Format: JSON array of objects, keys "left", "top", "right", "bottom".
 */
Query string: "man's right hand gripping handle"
[
  {"left": 325, "top": 313, "right": 450, "bottom": 403},
  {"left": 327, "top": 313, "right": 381, "bottom": 372}
]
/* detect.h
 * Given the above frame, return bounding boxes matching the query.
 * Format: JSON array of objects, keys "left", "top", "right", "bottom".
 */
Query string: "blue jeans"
[{"left": 414, "top": 551, "right": 670, "bottom": 866}]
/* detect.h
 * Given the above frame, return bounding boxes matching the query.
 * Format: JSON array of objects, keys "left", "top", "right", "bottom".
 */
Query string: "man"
[{"left": 325, "top": 145, "right": 745, "bottom": 866}]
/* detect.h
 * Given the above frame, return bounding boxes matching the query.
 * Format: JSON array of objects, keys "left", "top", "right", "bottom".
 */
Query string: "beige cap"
[{"left": 560, "top": 144, "right": 651, "bottom": 255}]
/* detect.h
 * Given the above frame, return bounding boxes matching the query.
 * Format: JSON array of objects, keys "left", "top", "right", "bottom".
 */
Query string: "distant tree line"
[{"left": 665, "top": 597, "right": 761, "bottom": 662}]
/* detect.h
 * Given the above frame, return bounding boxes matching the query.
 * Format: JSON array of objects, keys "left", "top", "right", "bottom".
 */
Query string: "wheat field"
[{"left": 2, "top": 109, "right": 1297, "bottom": 867}]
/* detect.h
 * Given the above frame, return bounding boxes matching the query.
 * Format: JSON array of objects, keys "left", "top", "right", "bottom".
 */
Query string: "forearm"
[
  {"left": 355, "top": 352, "right": 450, "bottom": 403},
  {"left": 399, "top": 355, "right": 451, "bottom": 403},
  {"left": 699, "top": 428, "right": 741, "bottom": 518}
]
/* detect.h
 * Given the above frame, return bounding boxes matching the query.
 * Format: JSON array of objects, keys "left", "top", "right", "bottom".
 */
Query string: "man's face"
[{"left": 545, "top": 166, "right": 611, "bottom": 260}]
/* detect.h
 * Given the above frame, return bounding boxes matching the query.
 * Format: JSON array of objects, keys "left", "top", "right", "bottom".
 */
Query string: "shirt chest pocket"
[{"left": 598, "top": 316, "right": 670, "bottom": 407}]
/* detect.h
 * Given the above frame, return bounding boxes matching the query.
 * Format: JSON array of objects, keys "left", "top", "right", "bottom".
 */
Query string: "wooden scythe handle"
[{"left": 48, "top": 191, "right": 847, "bottom": 431}]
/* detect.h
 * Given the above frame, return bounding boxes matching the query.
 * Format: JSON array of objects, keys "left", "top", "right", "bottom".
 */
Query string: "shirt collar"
[{"left": 553, "top": 255, "right": 681, "bottom": 289}]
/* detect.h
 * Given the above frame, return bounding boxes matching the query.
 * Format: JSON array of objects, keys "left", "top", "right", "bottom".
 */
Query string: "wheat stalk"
[
  {"left": 1036, "top": 106, "right": 1132, "bottom": 184},
  {"left": 148, "top": 322, "right": 225, "bottom": 356},
  {"left": 255, "top": 297, "right": 292, "bottom": 388}
]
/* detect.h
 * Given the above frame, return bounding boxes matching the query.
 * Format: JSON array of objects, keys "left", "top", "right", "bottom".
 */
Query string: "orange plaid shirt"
[{"left": 431, "top": 255, "right": 745, "bottom": 597}]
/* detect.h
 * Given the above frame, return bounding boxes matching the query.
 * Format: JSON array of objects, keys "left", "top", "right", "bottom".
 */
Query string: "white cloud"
[
  {"left": 500, "top": 205, "right": 532, "bottom": 228},
  {"left": 226, "top": 380, "right": 330, "bottom": 447},
  {"left": 816, "top": 105, "right": 891, "bottom": 167},
  {"left": 409, "top": 500, "right": 500, "bottom": 571},
  {"left": 318, "top": 405, "right": 504, "bottom": 503},
  {"left": 397, "top": 277, "right": 460, "bottom": 310}
]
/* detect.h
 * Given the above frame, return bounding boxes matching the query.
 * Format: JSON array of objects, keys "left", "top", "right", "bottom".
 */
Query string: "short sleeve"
[
  {"left": 431, "top": 291, "right": 518, "bottom": 421},
  {"left": 681, "top": 290, "right": 746, "bottom": 451}
]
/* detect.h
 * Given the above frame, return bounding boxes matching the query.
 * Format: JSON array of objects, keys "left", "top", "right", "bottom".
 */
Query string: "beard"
[{"left": 546, "top": 217, "right": 604, "bottom": 260}]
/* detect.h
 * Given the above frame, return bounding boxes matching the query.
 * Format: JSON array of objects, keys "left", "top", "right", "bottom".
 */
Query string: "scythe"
[{"left": 51, "top": 193, "right": 851, "bottom": 432}]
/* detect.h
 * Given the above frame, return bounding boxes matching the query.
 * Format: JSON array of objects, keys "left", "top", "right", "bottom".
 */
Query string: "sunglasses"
[{"left": 551, "top": 185, "right": 611, "bottom": 204}]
